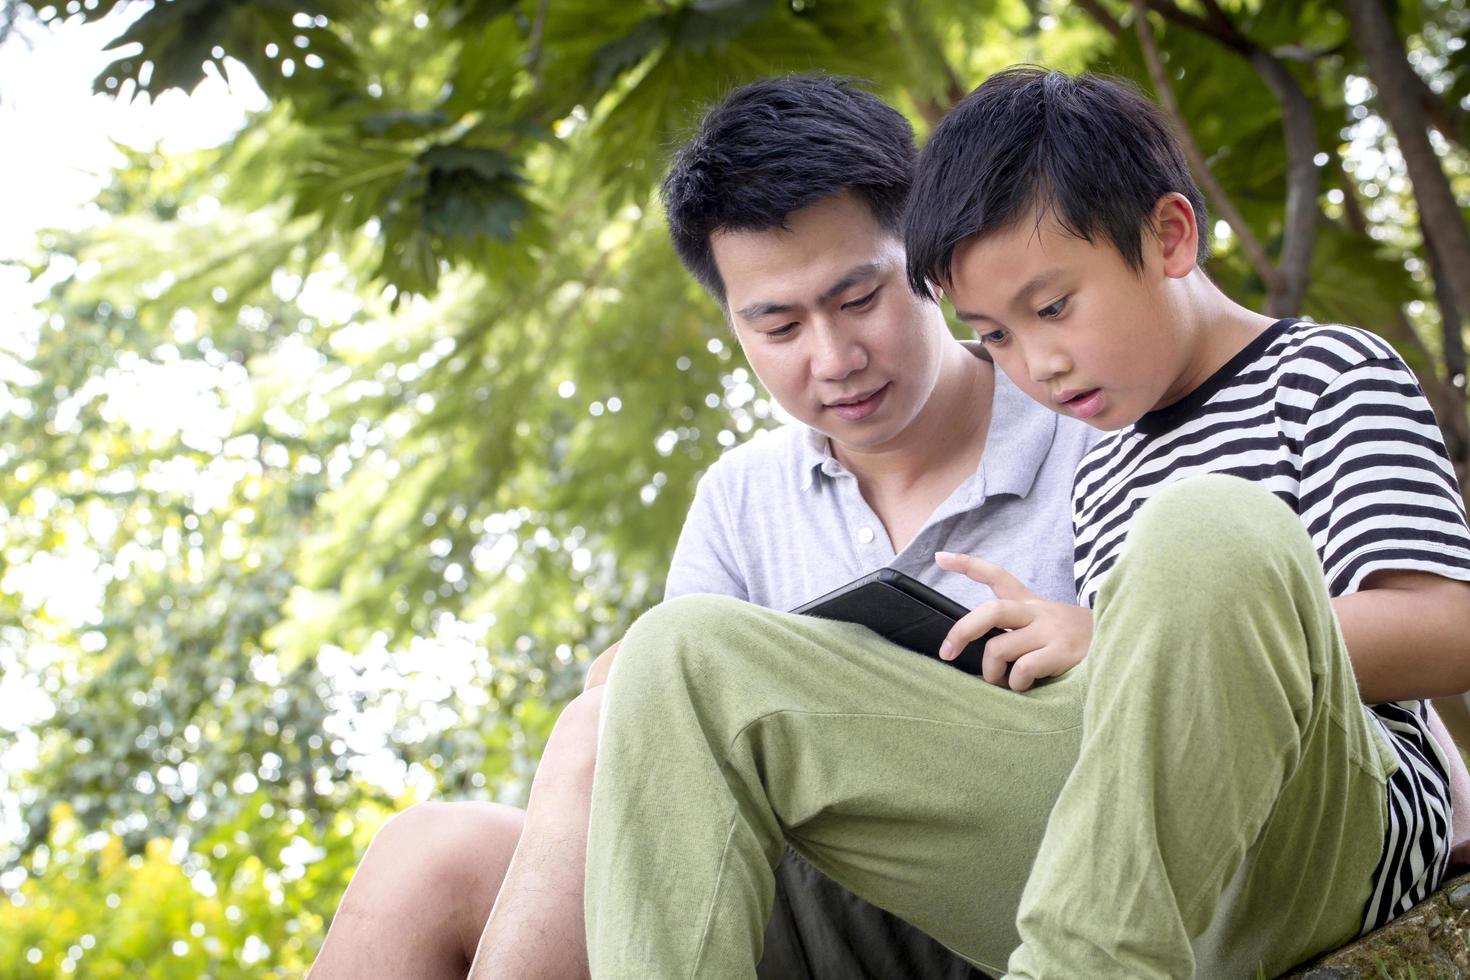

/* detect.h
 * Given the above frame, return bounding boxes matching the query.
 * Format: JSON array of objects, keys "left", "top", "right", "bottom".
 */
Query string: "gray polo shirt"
[{"left": 665, "top": 352, "right": 1101, "bottom": 611}]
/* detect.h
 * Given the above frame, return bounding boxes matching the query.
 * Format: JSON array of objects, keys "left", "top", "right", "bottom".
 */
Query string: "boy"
[{"left": 583, "top": 69, "right": 1470, "bottom": 977}]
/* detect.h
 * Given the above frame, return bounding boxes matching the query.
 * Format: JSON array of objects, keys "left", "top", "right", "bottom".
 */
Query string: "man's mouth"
[{"left": 826, "top": 383, "right": 890, "bottom": 421}]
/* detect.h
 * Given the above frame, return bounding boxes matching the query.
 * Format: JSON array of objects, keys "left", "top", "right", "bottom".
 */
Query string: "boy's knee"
[{"left": 1125, "top": 474, "right": 1306, "bottom": 574}]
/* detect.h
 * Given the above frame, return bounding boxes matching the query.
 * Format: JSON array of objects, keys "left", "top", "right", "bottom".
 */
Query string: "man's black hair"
[
  {"left": 904, "top": 66, "right": 1210, "bottom": 295},
  {"left": 663, "top": 75, "right": 916, "bottom": 305}
]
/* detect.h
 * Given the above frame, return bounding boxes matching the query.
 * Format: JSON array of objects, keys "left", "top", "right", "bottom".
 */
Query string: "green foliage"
[{"left": 3, "top": 0, "right": 1468, "bottom": 974}]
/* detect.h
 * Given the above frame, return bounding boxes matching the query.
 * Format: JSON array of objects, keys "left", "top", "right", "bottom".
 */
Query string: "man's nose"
[{"left": 811, "top": 324, "right": 867, "bottom": 380}]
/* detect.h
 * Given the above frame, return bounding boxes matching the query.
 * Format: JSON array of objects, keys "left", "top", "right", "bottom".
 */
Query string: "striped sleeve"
[{"left": 1297, "top": 355, "right": 1470, "bottom": 596}]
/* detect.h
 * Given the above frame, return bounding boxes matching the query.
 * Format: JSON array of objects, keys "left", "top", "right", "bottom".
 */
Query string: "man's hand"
[
  {"left": 934, "top": 552, "right": 1093, "bottom": 692},
  {"left": 583, "top": 639, "right": 622, "bottom": 691}
]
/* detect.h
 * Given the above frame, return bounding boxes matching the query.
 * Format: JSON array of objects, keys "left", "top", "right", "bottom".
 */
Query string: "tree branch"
[
  {"left": 1143, "top": 0, "right": 1319, "bottom": 315},
  {"left": 1249, "top": 50, "right": 1320, "bottom": 317},
  {"left": 1197, "top": 0, "right": 1237, "bottom": 37},
  {"left": 1072, "top": 0, "right": 1123, "bottom": 39},
  {"left": 1334, "top": 151, "right": 1369, "bottom": 236},
  {"left": 1411, "top": 69, "right": 1467, "bottom": 150},
  {"left": 1424, "top": 222, "right": 1467, "bottom": 392},
  {"left": 525, "top": 0, "right": 550, "bottom": 91},
  {"left": 1143, "top": 0, "right": 1249, "bottom": 53},
  {"left": 1130, "top": 1, "right": 1282, "bottom": 297}
]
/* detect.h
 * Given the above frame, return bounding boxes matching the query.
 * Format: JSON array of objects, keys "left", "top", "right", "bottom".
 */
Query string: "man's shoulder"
[{"left": 697, "top": 423, "right": 812, "bottom": 495}]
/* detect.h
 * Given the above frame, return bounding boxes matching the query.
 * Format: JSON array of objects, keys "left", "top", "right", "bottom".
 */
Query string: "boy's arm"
[
  {"left": 1297, "top": 347, "right": 1470, "bottom": 704},
  {"left": 1332, "top": 570, "right": 1470, "bottom": 703}
]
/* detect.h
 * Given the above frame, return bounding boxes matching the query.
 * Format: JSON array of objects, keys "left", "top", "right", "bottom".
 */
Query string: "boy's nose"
[{"left": 1028, "top": 347, "right": 1071, "bottom": 384}]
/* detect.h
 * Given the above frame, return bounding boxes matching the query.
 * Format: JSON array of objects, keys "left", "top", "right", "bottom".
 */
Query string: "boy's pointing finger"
[{"left": 935, "top": 551, "right": 1033, "bottom": 600}]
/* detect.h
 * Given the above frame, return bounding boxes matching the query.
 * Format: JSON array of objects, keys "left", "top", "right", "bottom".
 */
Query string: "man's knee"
[
  {"left": 540, "top": 686, "right": 606, "bottom": 782},
  {"left": 355, "top": 801, "right": 523, "bottom": 913},
  {"left": 614, "top": 593, "right": 767, "bottom": 693},
  {"left": 375, "top": 801, "right": 523, "bottom": 867}
]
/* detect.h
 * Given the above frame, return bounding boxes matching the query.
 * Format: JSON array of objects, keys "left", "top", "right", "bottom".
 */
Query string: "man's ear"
[{"left": 1151, "top": 192, "right": 1199, "bottom": 280}]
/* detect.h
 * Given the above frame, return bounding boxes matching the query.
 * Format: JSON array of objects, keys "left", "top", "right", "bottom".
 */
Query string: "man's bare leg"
[
  {"left": 468, "top": 686, "right": 604, "bottom": 980},
  {"left": 308, "top": 800, "right": 524, "bottom": 979}
]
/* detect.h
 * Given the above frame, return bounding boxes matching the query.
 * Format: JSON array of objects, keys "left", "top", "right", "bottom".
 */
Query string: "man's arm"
[
  {"left": 1332, "top": 570, "right": 1470, "bottom": 703},
  {"left": 582, "top": 468, "right": 749, "bottom": 691}
]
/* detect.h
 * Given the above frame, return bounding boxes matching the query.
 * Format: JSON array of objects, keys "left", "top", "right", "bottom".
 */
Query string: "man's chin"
[{"left": 817, "top": 420, "right": 905, "bottom": 456}]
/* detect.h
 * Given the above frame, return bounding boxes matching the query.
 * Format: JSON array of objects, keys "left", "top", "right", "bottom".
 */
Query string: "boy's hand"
[{"left": 934, "top": 552, "right": 1093, "bottom": 692}]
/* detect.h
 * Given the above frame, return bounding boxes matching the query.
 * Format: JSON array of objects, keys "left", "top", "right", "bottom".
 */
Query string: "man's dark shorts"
[{"left": 757, "top": 850, "right": 993, "bottom": 979}]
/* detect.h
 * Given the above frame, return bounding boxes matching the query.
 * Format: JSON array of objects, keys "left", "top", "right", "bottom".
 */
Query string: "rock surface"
[{"left": 1281, "top": 871, "right": 1470, "bottom": 979}]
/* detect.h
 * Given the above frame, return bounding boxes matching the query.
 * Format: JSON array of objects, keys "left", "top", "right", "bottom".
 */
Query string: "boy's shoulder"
[{"left": 1262, "top": 319, "right": 1404, "bottom": 376}]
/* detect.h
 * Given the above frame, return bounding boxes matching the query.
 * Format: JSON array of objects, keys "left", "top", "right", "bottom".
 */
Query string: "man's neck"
[{"left": 831, "top": 341, "right": 993, "bottom": 496}]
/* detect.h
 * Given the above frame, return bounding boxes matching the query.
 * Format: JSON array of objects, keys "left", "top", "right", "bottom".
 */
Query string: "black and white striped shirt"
[{"left": 1071, "top": 318, "right": 1470, "bottom": 932}]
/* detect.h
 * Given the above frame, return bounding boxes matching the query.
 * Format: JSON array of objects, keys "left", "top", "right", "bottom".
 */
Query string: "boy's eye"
[
  {"left": 977, "top": 328, "right": 1009, "bottom": 346},
  {"left": 843, "top": 288, "right": 880, "bottom": 312},
  {"left": 1038, "top": 297, "right": 1068, "bottom": 319}
]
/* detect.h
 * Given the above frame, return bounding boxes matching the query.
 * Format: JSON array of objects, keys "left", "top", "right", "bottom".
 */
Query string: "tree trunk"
[{"left": 1345, "top": 0, "right": 1470, "bottom": 328}]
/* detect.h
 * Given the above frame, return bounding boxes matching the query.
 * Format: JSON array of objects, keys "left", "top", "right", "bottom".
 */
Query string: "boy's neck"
[{"left": 1159, "top": 271, "right": 1280, "bottom": 410}]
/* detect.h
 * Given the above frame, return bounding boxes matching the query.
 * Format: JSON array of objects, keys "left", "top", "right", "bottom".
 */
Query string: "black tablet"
[{"left": 790, "top": 567, "right": 1001, "bottom": 676}]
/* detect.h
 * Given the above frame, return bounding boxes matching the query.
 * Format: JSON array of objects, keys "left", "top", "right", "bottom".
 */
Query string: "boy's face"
[
  {"left": 711, "top": 190, "right": 952, "bottom": 453},
  {"left": 943, "top": 198, "right": 1199, "bottom": 431}
]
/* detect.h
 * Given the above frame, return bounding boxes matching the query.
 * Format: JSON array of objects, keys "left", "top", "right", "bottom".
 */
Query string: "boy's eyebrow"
[
  {"left": 733, "top": 262, "right": 882, "bottom": 320},
  {"left": 952, "top": 268, "right": 1066, "bottom": 324}
]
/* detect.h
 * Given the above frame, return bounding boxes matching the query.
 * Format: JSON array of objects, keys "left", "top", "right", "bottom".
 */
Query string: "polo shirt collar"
[
  {"left": 797, "top": 424, "right": 835, "bottom": 492},
  {"left": 980, "top": 363, "right": 1057, "bottom": 499}
]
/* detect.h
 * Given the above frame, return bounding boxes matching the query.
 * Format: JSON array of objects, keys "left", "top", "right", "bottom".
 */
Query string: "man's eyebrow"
[
  {"left": 732, "top": 262, "right": 883, "bottom": 321},
  {"left": 734, "top": 298, "right": 797, "bottom": 320},
  {"left": 816, "top": 262, "right": 882, "bottom": 305},
  {"left": 953, "top": 269, "right": 1065, "bottom": 324}
]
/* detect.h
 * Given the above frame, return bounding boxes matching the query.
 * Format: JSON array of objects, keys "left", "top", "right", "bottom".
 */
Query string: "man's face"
[
  {"left": 944, "top": 209, "right": 1193, "bottom": 431},
  {"left": 711, "top": 191, "right": 950, "bottom": 453}
]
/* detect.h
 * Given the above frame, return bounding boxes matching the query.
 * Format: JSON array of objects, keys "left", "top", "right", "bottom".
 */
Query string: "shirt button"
[{"left": 857, "top": 527, "right": 875, "bottom": 544}]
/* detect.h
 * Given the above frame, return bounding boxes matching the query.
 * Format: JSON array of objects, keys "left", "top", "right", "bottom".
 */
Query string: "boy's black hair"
[
  {"left": 663, "top": 75, "right": 916, "bottom": 305},
  {"left": 904, "top": 66, "right": 1210, "bottom": 295}
]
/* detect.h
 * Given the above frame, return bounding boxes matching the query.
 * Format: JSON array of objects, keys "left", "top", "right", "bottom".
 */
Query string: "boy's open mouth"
[{"left": 1058, "top": 388, "right": 1104, "bottom": 420}]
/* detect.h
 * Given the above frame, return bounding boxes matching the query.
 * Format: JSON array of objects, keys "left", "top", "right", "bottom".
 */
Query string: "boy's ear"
[{"left": 1151, "top": 192, "right": 1198, "bottom": 280}]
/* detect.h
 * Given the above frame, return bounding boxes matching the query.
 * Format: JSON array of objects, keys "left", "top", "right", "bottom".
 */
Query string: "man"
[{"left": 309, "top": 75, "right": 1096, "bottom": 979}]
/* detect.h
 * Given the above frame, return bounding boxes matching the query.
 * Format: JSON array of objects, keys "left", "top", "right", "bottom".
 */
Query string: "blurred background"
[{"left": 1, "top": 0, "right": 1467, "bottom": 975}]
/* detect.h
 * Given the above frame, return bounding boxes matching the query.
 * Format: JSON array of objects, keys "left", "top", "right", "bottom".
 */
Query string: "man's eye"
[
  {"left": 844, "top": 288, "right": 880, "bottom": 312},
  {"left": 1038, "top": 297, "right": 1068, "bottom": 319},
  {"left": 766, "top": 322, "right": 798, "bottom": 338}
]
